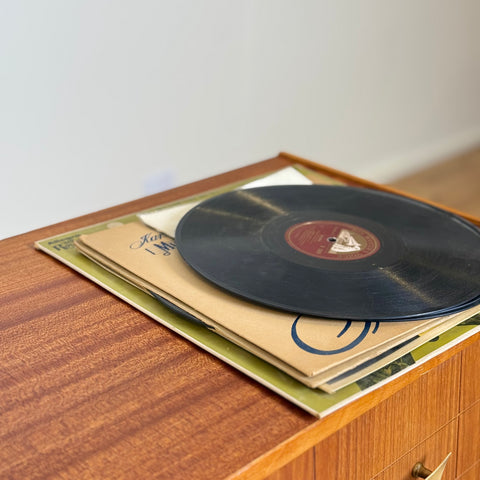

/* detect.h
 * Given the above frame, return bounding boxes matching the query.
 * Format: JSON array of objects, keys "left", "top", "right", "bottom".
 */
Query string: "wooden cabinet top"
[{"left": 1, "top": 154, "right": 479, "bottom": 480}]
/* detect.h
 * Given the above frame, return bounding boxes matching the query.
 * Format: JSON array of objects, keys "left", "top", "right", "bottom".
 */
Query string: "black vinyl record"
[{"left": 175, "top": 185, "right": 480, "bottom": 321}]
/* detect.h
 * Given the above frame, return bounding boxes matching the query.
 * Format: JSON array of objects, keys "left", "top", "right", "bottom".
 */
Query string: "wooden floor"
[{"left": 390, "top": 147, "right": 480, "bottom": 218}]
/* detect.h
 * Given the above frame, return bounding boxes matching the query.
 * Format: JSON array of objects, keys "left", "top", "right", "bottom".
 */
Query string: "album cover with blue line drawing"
[{"left": 73, "top": 220, "right": 480, "bottom": 392}]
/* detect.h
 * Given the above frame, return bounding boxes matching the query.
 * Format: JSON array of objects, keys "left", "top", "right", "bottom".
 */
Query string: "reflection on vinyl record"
[{"left": 175, "top": 185, "right": 480, "bottom": 321}]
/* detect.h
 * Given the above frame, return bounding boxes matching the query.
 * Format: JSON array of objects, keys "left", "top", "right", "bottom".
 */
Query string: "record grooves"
[{"left": 175, "top": 185, "right": 480, "bottom": 321}]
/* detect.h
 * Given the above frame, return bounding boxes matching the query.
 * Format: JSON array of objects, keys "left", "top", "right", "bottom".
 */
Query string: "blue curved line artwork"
[{"left": 291, "top": 315, "right": 379, "bottom": 355}]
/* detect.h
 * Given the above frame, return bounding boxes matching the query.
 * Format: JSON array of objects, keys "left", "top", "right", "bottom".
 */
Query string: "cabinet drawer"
[
  {"left": 314, "top": 355, "right": 461, "bottom": 480},
  {"left": 372, "top": 420, "right": 456, "bottom": 480},
  {"left": 460, "top": 337, "right": 480, "bottom": 410},
  {"left": 263, "top": 449, "right": 315, "bottom": 480},
  {"left": 456, "top": 461, "right": 480, "bottom": 480},
  {"left": 457, "top": 402, "right": 480, "bottom": 475}
]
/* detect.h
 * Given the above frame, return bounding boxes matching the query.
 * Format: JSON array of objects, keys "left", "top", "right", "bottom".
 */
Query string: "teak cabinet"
[
  {"left": 267, "top": 339, "right": 480, "bottom": 479},
  {"left": 1, "top": 154, "right": 479, "bottom": 480}
]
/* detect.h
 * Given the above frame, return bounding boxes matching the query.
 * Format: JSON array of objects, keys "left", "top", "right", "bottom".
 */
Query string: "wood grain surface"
[
  {"left": 457, "top": 402, "right": 480, "bottom": 475},
  {"left": 456, "top": 461, "right": 480, "bottom": 480},
  {"left": 1, "top": 157, "right": 314, "bottom": 480},
  {"left": 371, "top": 420, "right": 457, "bottom": 480},
  {"left": 263, "top": 449, "right": 315, "bottom": 480},
  {"left": 314, "top": 356, "right": 461, "bottom": 480},
  {"left": 1, "top": 154, "right": 480, "bottom": 480},
  {"left": 460, "top": 340, "right": 480, "bottom": 411}
]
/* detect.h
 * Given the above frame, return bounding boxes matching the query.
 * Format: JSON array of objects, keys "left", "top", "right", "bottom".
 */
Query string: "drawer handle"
[
  {"left": 411, "top": 453, "right": 451, "bottom": 479},
  {"left": 412, "top": 463, "right": 432, "bottom": 478}
]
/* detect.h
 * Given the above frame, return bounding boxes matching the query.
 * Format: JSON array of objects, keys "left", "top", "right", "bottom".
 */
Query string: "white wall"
[{"left": 2, "top": 0, "right": 480, "bottom": 239}]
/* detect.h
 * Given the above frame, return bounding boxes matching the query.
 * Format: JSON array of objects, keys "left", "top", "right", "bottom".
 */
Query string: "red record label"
[{"left": 285, "top": 220, "right": 380, "bottom": 261}]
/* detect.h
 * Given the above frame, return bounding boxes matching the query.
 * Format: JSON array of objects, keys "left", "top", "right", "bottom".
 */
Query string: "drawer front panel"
[
  {"left": 455, "top": 461, "right": 480, "bottom": 480},
  {"left": 263, "top": 449, "right": 315, "bottom": 480},
  {"left": 460, "top": 336, "right": 480, "bottom": 410},
  {"left": 457, "top": 402, "right": 480, "bottom": 475},
  {"left": 314, "top": 355, "right": 461, "bottom": 480},
  {"left": 372, "top": 420, "right": 456, "bottom": 480}
]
